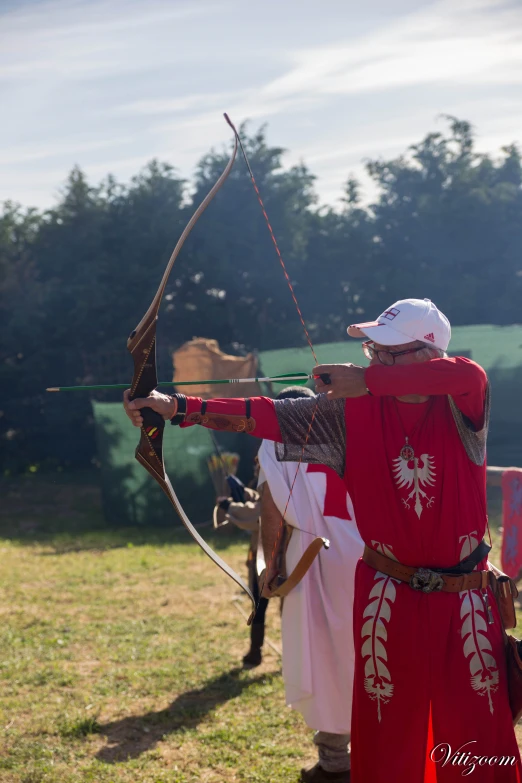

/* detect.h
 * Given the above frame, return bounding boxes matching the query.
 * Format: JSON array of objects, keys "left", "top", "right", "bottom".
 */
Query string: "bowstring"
[{"left": 224, "top": 113, "right": 323, "bottom": 601}]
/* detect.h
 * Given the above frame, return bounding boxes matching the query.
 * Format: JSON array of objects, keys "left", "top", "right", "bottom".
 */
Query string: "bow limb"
[
  {"left": 127, "top": 134, "right": 238, "bottom": 366},
  {"left": 260, "top": 475, "right": 329, "bottom": 599},
  {"left": 256, "top": 517, "right": 328, "bottom": 599},
  {"left": 263, "top": 522, "right": 328, "bottom": 599},
  {"left": 265, "top": 537, "right": 329, "bottom": 598},
  {"left": 139, "top": 456, "right": 255, "bottom": 613},
  {"left": 127, "top": 133, "right": 255, "bottom": 624}
]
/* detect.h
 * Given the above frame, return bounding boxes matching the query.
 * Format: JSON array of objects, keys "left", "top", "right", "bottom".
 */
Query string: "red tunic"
[{"left": 181, "top": 358, "right": 521, "bottom": 782}]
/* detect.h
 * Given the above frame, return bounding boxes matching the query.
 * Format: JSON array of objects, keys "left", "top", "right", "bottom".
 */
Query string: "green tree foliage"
[
  {"left": 366, "top": 117, "right": 522, "bottom": 323},
  {"left": 162, "top": 124, "right": 318, "bottom": 351},
  {"left": 299, "top": 177, "right": 378, "bottom": 343},
  {"left": 0, "top": 118, "right": 521, "bottom": 472}
]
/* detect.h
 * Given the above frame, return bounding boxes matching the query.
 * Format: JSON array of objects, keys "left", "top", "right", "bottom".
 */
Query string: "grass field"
[
  {"left": 0, "top": 474, "right": 315, "bottom": 783},
  {"left": 0, "top": 474, "right": 520, "bottom": 782}
]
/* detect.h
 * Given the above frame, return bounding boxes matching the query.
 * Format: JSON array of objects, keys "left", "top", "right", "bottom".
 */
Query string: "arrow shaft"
[{"left": 47, "top": 374, "right": 312, "bottom": 392}]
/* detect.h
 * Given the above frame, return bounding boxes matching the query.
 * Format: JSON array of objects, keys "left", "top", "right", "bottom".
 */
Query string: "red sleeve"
[
  {"left": 365, "top": 357, "right": 488, "bottom": 429},
  {"left": 180, "top": 396, "right": 283, "bottom": 442}
]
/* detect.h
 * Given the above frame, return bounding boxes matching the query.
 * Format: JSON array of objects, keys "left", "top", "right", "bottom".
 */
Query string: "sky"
[{"left": 1, "top": 0, "right": 522, "bottom": 211}]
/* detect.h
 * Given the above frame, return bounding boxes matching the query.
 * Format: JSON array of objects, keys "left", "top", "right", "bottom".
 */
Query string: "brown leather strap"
[
  {"left": 185, "top": 411, "right": 256, "bottom": 433},
  {"left": 489, "top": 561, "right": 519, "bottom": 629},
  {"left": 268, "top": 537, "right": 328, "bottom": 597},
  {"left": 362, "top": 545, "right": 490, "bottom": 593}
]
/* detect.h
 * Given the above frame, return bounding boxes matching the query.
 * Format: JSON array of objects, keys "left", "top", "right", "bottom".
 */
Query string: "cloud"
[
  {"left": 0, "top": 0, "right": 234, "bottom": 85},
  {"left": 0, "top": 136, "right": 135, "bottom": 167},
  {"left": 110, "top": 93, "right": 236, "bottom": 117},
  {"left": 261, "top": 0, "right": 522, "bottom": 100},
  {"left": 0, "top": 0, "right": 521, "bottom": 210}
]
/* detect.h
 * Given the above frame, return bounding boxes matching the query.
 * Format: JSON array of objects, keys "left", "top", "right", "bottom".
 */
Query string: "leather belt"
[{"left": 362, "top": 545, "right": 491, "bottom": 593}]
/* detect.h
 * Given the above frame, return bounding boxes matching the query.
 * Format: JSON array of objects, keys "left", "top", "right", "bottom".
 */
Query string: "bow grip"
[{"left": 139, "top": 407, "right": 165, "bottom": 455}]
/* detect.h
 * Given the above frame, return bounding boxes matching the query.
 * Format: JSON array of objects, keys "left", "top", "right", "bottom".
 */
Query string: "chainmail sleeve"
[
  {"left": 448, "top": 383, "right": 491, "bottom": 466},
  {"left": 273, "top": 394, "right": 346, "bottom": 478}
]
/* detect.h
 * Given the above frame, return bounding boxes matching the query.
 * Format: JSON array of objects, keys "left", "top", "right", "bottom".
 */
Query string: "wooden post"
[{"left": 486, "top": 466, "right": 508, "bottom": 487}]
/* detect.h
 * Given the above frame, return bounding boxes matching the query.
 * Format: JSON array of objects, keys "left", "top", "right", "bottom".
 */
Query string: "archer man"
[{"left": 124, "top": 298, "right": 521, "bottom": 783}]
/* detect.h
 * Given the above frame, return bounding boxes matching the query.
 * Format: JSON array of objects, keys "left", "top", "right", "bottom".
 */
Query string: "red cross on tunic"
[{"left": 306, "top": 463, "right": 352, "bottom": 520}]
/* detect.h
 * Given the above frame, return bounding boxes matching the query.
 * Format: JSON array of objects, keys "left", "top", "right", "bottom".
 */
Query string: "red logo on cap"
[
  {"left": 382, "top": 308, "right": 400, "bottom": 321},
  {"left": 424, "top": 332, "right": 435, "bottom": 343}
]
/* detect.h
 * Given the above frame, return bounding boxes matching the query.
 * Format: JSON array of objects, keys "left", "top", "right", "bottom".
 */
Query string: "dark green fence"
[{"left": 93, "top": 325, "right": 522, "bottom": 525}]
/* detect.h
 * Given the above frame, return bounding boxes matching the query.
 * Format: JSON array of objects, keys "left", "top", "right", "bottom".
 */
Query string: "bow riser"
[
  {"left": 129, "top": 318, "right": 166, "bottom": 474},
  {"left": 136, "top": 411, "right": 165, "bottom": 477}
]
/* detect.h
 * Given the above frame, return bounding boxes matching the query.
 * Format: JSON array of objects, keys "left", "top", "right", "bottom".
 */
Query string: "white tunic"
[{"left": 257, "top": 440, "right": 363, "bottom": 734}]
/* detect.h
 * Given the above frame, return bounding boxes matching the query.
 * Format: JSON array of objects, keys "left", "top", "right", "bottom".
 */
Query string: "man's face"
[{"left": 367, "top": 340, "right": 427, "bottom": 367}]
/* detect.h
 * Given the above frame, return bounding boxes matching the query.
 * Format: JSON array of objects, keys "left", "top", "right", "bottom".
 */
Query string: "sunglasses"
[{"left": 362, "top": 340, "right": 426, "bottom": 366}]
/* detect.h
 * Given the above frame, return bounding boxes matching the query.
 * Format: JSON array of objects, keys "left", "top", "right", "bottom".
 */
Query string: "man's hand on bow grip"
[
  {"left": 123, "top": 389, "right": 177, "bottom": 427},
  {"left": 313, "top": 364, "right": 368, "bottom": 399}
]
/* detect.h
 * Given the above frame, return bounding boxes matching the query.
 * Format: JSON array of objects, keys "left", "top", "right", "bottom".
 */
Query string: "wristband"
[{"left": 170, "top": 394, "right": 187, "bottom": 425}]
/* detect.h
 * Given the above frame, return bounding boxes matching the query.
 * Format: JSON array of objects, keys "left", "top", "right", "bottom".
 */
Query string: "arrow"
[{"left": 46, "top": 372, "right": 314, "bottom": 392}]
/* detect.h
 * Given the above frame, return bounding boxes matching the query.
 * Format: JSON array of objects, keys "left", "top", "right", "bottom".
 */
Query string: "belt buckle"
[{"left": 409, "top": 567, "right": 444, "bottom": 594}]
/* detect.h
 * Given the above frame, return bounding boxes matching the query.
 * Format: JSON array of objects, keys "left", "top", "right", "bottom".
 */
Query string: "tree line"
[{"left": 1, "top": 117, "right": 521, "bottom": 473}]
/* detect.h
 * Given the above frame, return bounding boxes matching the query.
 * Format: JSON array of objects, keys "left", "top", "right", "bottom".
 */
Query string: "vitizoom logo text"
[{"left": 430, "top": 742, "right": 517, "bottom": 777}]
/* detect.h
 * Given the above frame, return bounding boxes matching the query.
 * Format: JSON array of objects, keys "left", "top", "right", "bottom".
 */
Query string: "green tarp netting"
[{"left": 93, "top": 326, "right": 522, "bottom": 526}]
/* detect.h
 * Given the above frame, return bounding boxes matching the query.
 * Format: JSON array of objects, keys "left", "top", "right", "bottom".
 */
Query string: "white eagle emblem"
[{"left": 392, "top": 454, "right": 436, "bottom": 518}]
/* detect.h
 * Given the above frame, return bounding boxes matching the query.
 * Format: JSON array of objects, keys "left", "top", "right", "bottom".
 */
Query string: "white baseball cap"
[{"left": 347, "top": 298, "right": 451, "bottom": 351}]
